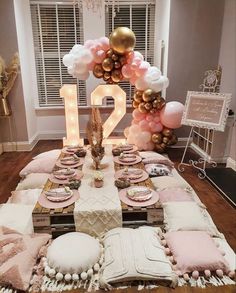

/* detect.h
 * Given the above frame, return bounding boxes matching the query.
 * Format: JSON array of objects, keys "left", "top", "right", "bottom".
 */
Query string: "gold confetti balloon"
[
  {"left": 111, "top": 69, "right": 122, "bottom": 83},
  {"left": 142, "top": 89, "right": 156, "bottom": 102},
  {"left": 109, "top": 27, "right": 136, "bottom": 54},
  {"left": 152, "top": 133, "right": 163, "bottom": 144}
]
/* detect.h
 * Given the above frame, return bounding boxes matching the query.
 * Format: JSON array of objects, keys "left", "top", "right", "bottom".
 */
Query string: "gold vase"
[{"left": 0, "top": 97, "right": 11, "bottom": 116}]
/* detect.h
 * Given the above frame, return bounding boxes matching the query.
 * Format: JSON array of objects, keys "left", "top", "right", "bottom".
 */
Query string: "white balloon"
[
  {"left": 80, "top": 49, "right": 93, "bottom": 63},
  {"left": 134, "top": 51, "right": 144, "bottom": 61},
  {"left": 63, "top": 54, "right": 74, "bottom": 67},
  {"left": 77, "top": 71, "right": 90, "bottom": 80},
  {"left": 150, "top": 75, "right": 169, "bottom": 92},
  {"left": 135, "top": 77, "right": 148, "bottom": 91},
  {"left": 74, "top": 63, "right": 87, "bottom": 74},
  {"left": 71, "top": 44, "right": 83, "bottom": 54}
]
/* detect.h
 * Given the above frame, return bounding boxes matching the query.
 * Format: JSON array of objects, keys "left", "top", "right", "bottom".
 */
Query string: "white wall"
[{"left": 218, "top": 0, "right": 236, "bottom": 164}]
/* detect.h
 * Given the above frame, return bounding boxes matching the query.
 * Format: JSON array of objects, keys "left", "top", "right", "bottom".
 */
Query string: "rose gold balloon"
[
  {"left": 103, "top": 72, "right": 111, "bottom": 81},
  {"left": 107, "top": 78, "right": 114, "bottom": 84},
  {"left": 168, "top": 134, "right": 178, "bottom": 145},
  {"left": 93, "top": 64, "right": 104, "bottom": 78},
  {"left": 160, "top": 142, "right": 167, "bottom": 149},
  {"left": 135, "top": 90, "right": 143, "bottom": 98},
  {"left": 106, "top": 49, "right": 113, "bottom": 58},
  {"left": 138, "top": 102, "right": 148, "bottom": 113},
  {"left": 114, "top": 61, "right": 121, "bottom": 69},
  {"left": 111, "top": 69, "right": 122, "bottom": 83},
  {"left": 144, "top": 102, "right": 152, "bottom": 111},
  {"left": 152, "top": 133, "right": 163, "bottom": 144},
  {"left": 155, "top": 144, "right": 165, "bottom": 153},
  {"left": 102, "top": 58, "right": 114, "bottom": 72},
  {"left": 110, "top": 27, "right": 136, "bottom": 54},
  {"left": 119, "top": 56, "right": 127, "bottom": 66},
  {"left": 132, "top": 100, "right": 139, "bottom": 108},
  {"left": 162, "top": 128, "right": 173, "bottom": 137},
  {"left": 163, "top": 137, "right": 170, "bottom": 144},
  {"left": 143, "top": 89, "right": 156, "bottom": 102},
  {"left": 112, "top": 54, "right": 119, "bottom": 61},
  {"left": 133, "top": 93, "right": 143, "bottom": 103},
  {"left": 150, "top": 109, "right": 157, "bottom": 114}
]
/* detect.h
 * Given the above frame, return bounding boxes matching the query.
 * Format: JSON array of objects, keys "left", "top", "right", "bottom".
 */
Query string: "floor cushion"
[
  {"left": 100, "top": 226, "right": 175, "bottom": 288},
  {"left": 159, "top": 187, "right": 194, "bottom": 203},
  {"left": 19, "top": 157, "right": 57, "bottom": 177},
  {"left": 142, "top": 156, "right": 174, "bottom": 169},
  {"left": 163, "top": 202, "right": 221, "bottom": 237},
  {"left": 33, "top": 149, "right": 61, "bottom": 160},
  {"left": 0, "top": 204, "right": 34, "bottom": 234},
  {"left": 151, "top": 176, "right": 189, "bottom": 191},
  {"left": 16, "top": 173, "right": 49, "bottom": 190},
  {"left": 44, "top": 232, "right": 103, "bottom": 283},
  {"left": 145, "top": 163, "right": 172, "bottom": 177},
  {"left": 213, "top": 238, "right": 236, "bottom": 272},
  {"left": 0, "top": 227, "right": 51, "bottom": 291},
  {"left": 164, "top": 231, "right": 231, "bottom": 279},
  {"left": 7, "top": 189, "right": 41, "bottom": 205}
]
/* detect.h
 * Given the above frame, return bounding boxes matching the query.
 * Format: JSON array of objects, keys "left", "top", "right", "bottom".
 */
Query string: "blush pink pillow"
[
  {"left": 159, "top": 188, "right": 194, "bottom": 203},
  {"left": 164, "top": 231, "right": 230, "bottom": 276},
  {"left": 19, "top": 157, "right": 57, "bottom": 177}
]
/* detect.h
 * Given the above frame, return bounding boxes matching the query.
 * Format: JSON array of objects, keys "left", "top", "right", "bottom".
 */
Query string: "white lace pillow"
[
  {"left": 33, "top": 149, "right": 61, "bottom": 160},
  {"left": 43, "top": 232, "right": 103, "bottom": 287},
  {"left": 163, "top": 202, "right": 222, "bottom": 237},
  {"left": 16, "top": 173, "right": 49, "bottom": 190},
  {"left": 7, "top": 189, "right": 41, "bottom": 205},
  {"left": 0, "top": 204, "right": 34, "bottom": 234},
  {"left": 19, "top": 157, "right": 57, "bottom": 177},
  {"left": 142, "top": 156, "right": 174, "bottom": 169},
  {"left": 151, "top": 176, "right": 188, "bottom": 191},
  {"left": 100, "top": 226, "right": 176, "bottom": 289},
  {"left": 139, "top": 151, "right": 168, "bottom": 159}
]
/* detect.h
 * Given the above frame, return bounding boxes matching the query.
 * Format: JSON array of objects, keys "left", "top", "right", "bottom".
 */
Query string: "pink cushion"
[
  {"left": 19, "top": 157, "right": 57, "bottom": 177},
  {"left": 0, "top": 227, "right": 51, "bottom": 291},
  {"left": 8, "top": 189, "right": 41, "bottom": 205},
  {"left": 165, "top": 231, "right": 230, "bottom": 275},
  {"left": 159, "top": 188, "right": 194, "bottom": 203}
]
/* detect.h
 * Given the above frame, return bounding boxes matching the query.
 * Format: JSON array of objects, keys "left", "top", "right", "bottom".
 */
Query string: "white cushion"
[
  {"left": 0, "top": 204, "right": 34, "bottom": 234},
  {"left": 16, "top": 173, "right": 49, "bottom": 190},
  {"left": 7, "top": 189, "right": 41, "bottom": 205},
  {"left": 213, "top": 238, "right": 236, "bottom": 271},
  {"left": 33, "top": 149, "right": 61, "bottom": 160},
  {"left": 19, "top": 157, "right": 57, "bottom": 177},
  {"left": 163, "top": 202, "right": 221, "bottom": 237},
  {"left": 151, "top": 176, "right": 188, "bottom": 191},
  {"left": 100, "top": 226, "right": 175, "bottom": 287},
  {"left": 45, "top": 232, "right": 102, "bottom": 279},
  {"left": 139, "top": 151, "right": 168, "bottom": 159}
]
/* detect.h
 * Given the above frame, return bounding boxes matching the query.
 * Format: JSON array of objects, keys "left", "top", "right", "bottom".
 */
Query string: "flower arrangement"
[
  {"left": 0, "top": 53, "right": 20, "bottom": 116},
  {"left": 93, "top": 171, "right": 104, "bottom": 188}
]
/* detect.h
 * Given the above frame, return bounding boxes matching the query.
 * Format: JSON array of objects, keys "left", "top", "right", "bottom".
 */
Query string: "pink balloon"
[
  {"left": 146, "top": 113, "right": 154, "bottom": 122},
  {"left": 132, "top": 109, "right": 146, "bottom": 121},
  {"left": 127, "top": 51, "right": 135, "bottom": 64},
  {"left": 135, "top": 61, "right": 150, "bottom": 77},
  {"left": 87, "top": 60, "right": 96, "bottom": 71},
  {"left": 94, "top": 50, "right": 106, "bottom": 63},
  {"left": 124, "top": 127, "right": 130, "bottom": 138},
  {"left": 99, "top": 37, "right": 110, "bottom": 51},
  {"left": 130, "top": 75, "right": 138, "bottom": 85},
  {"left": 153, "top": 115, "right": 161, "bottom": 123},
  {"left": 139, "top": 120, "right": 150, "bottom": 131},
  {"left": 139, "top": 131, "right": 151, "bottom": 143},
  {"left": 134, "top": 51, "right": 144, "bottom": 61},
  {"left": 149, "top": 121, "right": 163, "bottom": 133},
  {"left": 135, "top": 77, "right": 148, "bottom": 91},
  {"left": 131, "top": 119, "right": 139, "bottom": 125},
  {"left": 130, "top": 58, "right": 142, "bottom": 70},
  {"left": 121, "top": 64, "right": 133, "bottom": 79},
  {"left": 84, "top": 40, "right": 94, "bottom": 49},
  {"left": 160, "top": 101, "right": 184, "bottom": 129},
  {"left": 145, "top": 141, "right": 155, "bottom": 151}
]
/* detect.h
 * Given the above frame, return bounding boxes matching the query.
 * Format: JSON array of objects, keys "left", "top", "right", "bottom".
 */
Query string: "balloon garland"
[{"left": 63, "top": 27, "right": 184, "bottom": 153}]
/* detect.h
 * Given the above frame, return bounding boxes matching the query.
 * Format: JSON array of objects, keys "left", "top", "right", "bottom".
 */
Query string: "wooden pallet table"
[
  {"left": 32, "top": 150, "right": 163, "bottom": 237},
  {"left": 114, "top": 161, "right": 164, "bottom": 228}
]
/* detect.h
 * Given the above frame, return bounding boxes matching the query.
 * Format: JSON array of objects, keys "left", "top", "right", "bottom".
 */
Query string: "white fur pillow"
[
  {"left": 0, "top": 204, "right": 34, "bottom": 234},
  {"left": 19, "top": 157, "right": 57, "bottom": 177},
  {"left": 163, "top": 202, "right": 221, "bottom": 237},
  {"left": 16, "top": 173, "right": 49, "bottom": 190},
  {"left": 33, "top": 149, "right": 61, "bottom": 160},
  {"left": 44, "top": 232, "right": 103, "bottom": 283},
  {"left": 100, "top": 226, "right": 175, "bottom": 288},
  {"left": 151, "top": 176, "right": 188, "bottom": 191},
  {"left": 7, "top": 189, "right": 41, "bottom": 205},
  {"left": 139, "top": 151, "right": 168, "bottom": 159}
]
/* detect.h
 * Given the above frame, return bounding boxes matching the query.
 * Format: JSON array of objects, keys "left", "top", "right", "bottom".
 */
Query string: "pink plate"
[
  {"left": 55, "top": 158, "right": 84, "bottom": 169},
  {"left": 49, "top": 170, "right": 83, "bottom": 184},
  {"left": 113, "top": 156, "right": 142, "bottom": 166},
  {"left": 122, "top": 145, "right": 138, "bottom": 154},
  {"left": 119, "top": 187, "right": 159, "bottom": 207},
  {"left": 38, "top": 190, "right": 79, "bottom": 209},
  {"left": 114, "top": 168, "right": 149, "bottom": 183},
  {"left": 62, "top": 147, "right": 84, "bottom": 155}
]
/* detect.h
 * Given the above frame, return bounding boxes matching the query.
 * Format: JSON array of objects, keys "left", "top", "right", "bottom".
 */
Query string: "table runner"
[{"left": 73, "top": 145, "right": 122, "bottom": 237}]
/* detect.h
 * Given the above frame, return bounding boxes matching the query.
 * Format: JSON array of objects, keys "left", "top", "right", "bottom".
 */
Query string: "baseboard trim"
[{"left": 226, "top": 157, "right": 236, "bottom": 171}]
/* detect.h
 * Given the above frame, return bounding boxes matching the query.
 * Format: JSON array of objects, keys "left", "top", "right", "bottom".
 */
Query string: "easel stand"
[{"left": 178, "top": 126, "right": 217, "bottom": 179}]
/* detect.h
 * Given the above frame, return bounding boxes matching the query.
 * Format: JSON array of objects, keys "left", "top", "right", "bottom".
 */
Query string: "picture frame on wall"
[{"left": 181, "top": 91, "right": 232, "bottom": 132}]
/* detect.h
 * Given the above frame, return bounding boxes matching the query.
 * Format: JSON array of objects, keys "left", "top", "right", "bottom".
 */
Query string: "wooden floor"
[{"left": 0, "top": 140, "right": 235, "bottom": 293}]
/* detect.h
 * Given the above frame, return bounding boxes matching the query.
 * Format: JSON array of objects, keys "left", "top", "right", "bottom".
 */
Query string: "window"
[
  {"left": 30, "top": 1, "right": 86, "bottom": 107},
  {"left": 105, "top": 0, "right": 156, "bottom": 105}
]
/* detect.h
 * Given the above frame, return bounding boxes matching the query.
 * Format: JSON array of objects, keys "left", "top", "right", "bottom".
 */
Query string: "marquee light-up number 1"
[
  {"left": 91, "top": 85, "right": 126, "bottom": 144},
  {"left": 61, "top": 84, "right": 126, "bottom": 145},
  {"left": 60, "top": 84, "right": 84, "bottom": 146}
]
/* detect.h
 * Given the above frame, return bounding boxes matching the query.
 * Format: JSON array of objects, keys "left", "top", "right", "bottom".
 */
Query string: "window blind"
[
  {"left": 30, "top": 1, "right": 86, "bottom": 107},
  {"left": 105, "top": 0, "right": 156, "bottom": 105}
]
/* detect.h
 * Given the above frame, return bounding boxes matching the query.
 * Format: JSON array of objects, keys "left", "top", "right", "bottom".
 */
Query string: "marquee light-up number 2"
[
  {"left": 61, "top": 84, "right": 127, "bottom": 145},
  {"left": 91, "top": 85, "right": 126, "bottom": 144}
]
